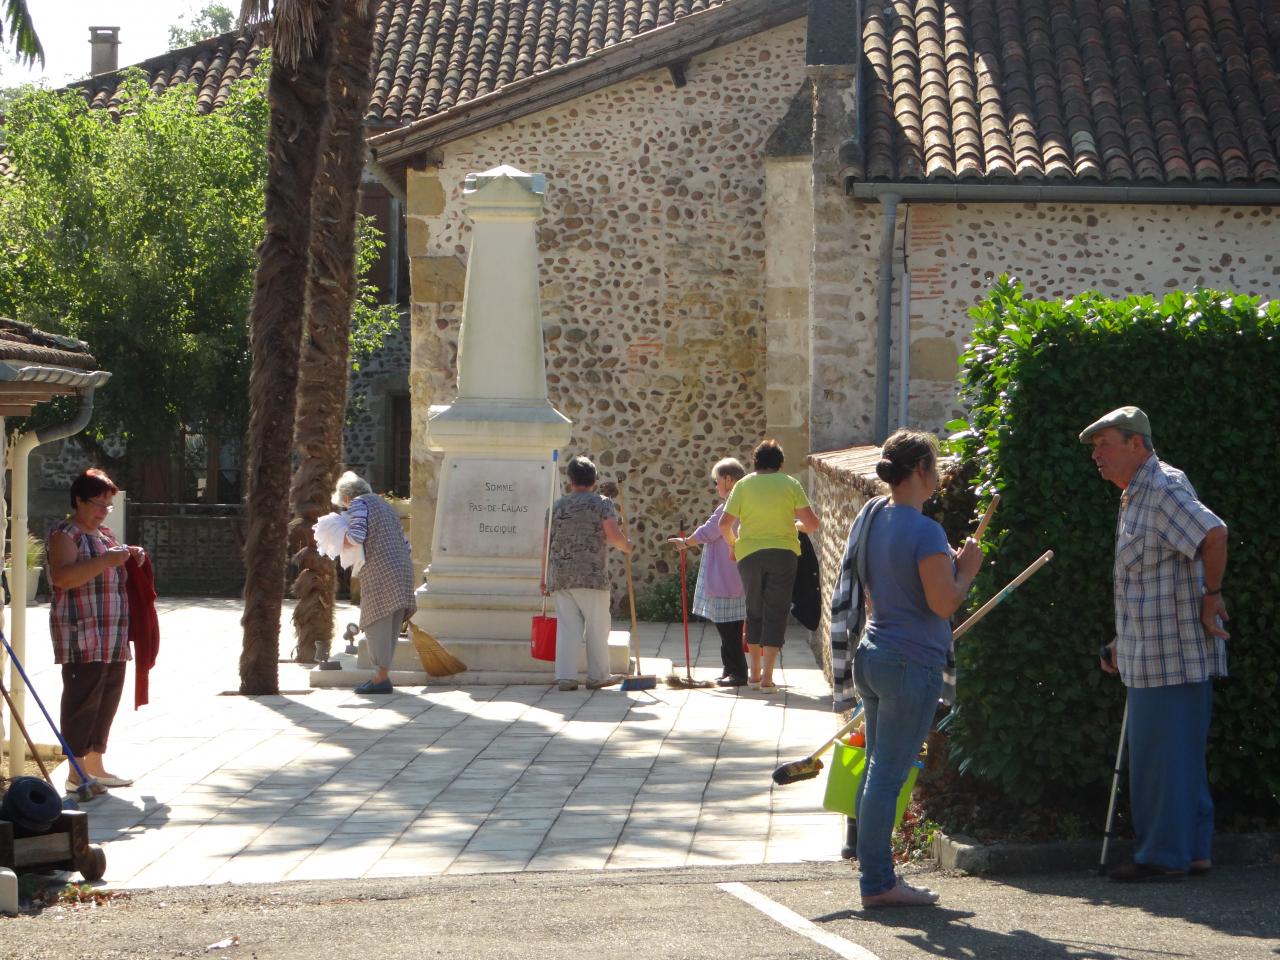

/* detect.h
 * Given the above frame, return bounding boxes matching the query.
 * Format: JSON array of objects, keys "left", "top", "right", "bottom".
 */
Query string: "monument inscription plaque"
[{"left": 438, "top": 458, "right": 549, "bottom": 558}]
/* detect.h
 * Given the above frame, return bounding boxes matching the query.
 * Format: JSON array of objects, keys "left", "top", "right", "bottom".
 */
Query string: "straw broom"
[{"left": 407, "top": 622, "right": 466, "bottom": 677}]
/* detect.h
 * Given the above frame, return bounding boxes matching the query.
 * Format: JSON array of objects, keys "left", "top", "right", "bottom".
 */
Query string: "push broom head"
[
  {"left": 771, "top": 755, "right": 825, "bottom": 785},
  {"left": 619, "top": 674, "right": 657, "bottom": 691}
]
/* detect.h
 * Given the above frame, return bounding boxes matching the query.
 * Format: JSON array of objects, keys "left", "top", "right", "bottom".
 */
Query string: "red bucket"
[{"left": 531, "top": 614, "right": 557, "bottom": 661}]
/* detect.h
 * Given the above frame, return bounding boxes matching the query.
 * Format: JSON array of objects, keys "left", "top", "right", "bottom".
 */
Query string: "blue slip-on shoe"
[{"left": 355, "top": 678, "right": 393, "bottom": 695}]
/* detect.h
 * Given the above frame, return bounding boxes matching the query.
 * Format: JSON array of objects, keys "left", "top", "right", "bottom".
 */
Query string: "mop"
[
  {"left": 0, "top": 631, "right": 98, "bottom": 802},
  {"left": 772, "top": 548, "right": 1054, "bottom": 785},
  {"left": 665, "top": 519, "right": 713, "bottom": 689},
  {"left": 616, "top": 487, "right": 656, "bottom": 692}
]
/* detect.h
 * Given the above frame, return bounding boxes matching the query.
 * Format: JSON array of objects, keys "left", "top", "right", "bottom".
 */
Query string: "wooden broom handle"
[
  {"left": 618, "top": 487, "right": 640, "bottom": 640},
  {"left": 952, "top": 549, "right": 1054, "bottom": 641},
  {"left": 973, "top": 493, "right": 1000, "bottom": 542}
]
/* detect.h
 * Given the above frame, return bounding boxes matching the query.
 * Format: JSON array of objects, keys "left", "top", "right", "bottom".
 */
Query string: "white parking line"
[{"left": 718, "top": 882, "right": 882, "bottom": 960}]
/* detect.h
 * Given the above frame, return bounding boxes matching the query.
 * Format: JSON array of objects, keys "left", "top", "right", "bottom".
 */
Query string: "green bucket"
[{"left": 821, "top": 740, "right": 921, "bottom": 828}]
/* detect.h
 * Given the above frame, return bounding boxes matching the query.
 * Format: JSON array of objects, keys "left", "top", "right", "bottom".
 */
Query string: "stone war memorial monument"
[{"left": 316, "top": 165, "right": 629, "bottom": 686}]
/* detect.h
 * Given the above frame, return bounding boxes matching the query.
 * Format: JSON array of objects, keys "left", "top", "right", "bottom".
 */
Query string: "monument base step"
[
  {"left": 309, "top": 652, "right": 673, "bottom": 688},
  {"left": 326, "top": 630, "right": 650, "bottom": 684}
]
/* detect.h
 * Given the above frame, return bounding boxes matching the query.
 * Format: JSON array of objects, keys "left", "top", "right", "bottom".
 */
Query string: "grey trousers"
[
  {"left": 737, "top": 548, "right": 798, "bottom": 648},
  {"left": 365, "top": 609, "right": 409, "bottom": 670},
  {"left": 553, "top": 587, "right": 612, "bottom": 683}
]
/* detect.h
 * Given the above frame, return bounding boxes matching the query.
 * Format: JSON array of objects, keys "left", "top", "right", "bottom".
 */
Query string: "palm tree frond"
[
  {"left": 2, "top": 0, "right": 45, "bottom": 67},
  {"left": 243, "top": 0, "right": 328, "bottom": 68},
  {"left": 238, "top": 0, "right": 272, "bottom": 25}
]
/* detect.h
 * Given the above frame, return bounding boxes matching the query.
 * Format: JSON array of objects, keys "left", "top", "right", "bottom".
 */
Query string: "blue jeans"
[{"left": 853, "top": 640, "right": 942, "bottom": 897}]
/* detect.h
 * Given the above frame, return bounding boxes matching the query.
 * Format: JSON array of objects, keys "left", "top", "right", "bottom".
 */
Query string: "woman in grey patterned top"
[
  {"left": 542, "top": 455, "right": 632, "bottom": 691},
  {"left": 335, "top": 471, "right": 417, "bottom": 695}
]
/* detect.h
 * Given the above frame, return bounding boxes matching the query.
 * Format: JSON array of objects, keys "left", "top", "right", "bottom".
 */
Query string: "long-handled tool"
[
  {"left": 1, "top": 631, "right": 97, "bottom": 801},
  {"left": 772, "top": 548, "right": 1055, "bottom": 786},
  {"left": 617, "top": 487, "right": 656, "bottom": 692},
  {"left": 0, "top": 675, "right": 53, "bottom": 785},
  {"left": 1098, "top": 701, "right": 1129, "bottom": 874},
  {"left": 943, "top": 494, "right": 1002, "bottom": 704},
  {"left": 665, "top": 518, "right": 712, "bottom": 689}
]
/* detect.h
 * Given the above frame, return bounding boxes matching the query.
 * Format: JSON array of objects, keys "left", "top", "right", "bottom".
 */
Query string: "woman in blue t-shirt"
[{"left": 855, "top": 429, "right": 982, "bottom": 908}]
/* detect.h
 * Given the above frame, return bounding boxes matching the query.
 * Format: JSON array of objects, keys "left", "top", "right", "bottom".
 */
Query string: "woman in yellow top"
[{"left": 719, "top": 439, "right": 820, "bottom": 692}]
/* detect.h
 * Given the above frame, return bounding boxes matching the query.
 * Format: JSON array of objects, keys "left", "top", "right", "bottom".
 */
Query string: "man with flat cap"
[{"left": 1081, "top": 405, "right": 1229, "bottom": 882}]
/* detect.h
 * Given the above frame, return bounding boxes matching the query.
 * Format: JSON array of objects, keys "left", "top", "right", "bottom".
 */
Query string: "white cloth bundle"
[{"left": 314, "top": 511, "right": 365, "bottom": 576}]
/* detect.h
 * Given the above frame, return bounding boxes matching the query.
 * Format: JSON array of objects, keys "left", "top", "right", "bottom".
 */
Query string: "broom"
[
  {"left": 616, "top": 486, "right": 656, "bottom": 691},
  {"left": 407, "top": 622, "right": 467, "bottom": 677},
  {"left": 772, "top": 547, "right": 1054, "bottom": 785},
  {"left": 666, "top": 517, "right": 714, "bottom": 689}
]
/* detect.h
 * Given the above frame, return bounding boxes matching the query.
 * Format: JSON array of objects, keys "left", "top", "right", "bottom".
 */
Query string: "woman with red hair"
[{"left": 46, "top": 468, "right": 143, "bottom": 796}]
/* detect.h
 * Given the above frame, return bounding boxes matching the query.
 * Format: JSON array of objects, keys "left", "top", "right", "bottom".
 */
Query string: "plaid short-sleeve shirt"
[
  {"left": 1113, "top": 455, "right": 1226, "bottom": 688},
  {"left": 48, "top": 520, "right": 131, "bottom": 665}
]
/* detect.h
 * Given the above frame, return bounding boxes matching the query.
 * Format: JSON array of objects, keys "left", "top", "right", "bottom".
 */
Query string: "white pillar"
[{"left": 415, "top": 166, "right": 573, "bottom": 647}]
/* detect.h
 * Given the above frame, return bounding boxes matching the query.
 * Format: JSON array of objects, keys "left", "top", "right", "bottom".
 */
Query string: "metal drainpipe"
[
  {"left": 898, "top": 263, "right": 911, "bottom": 428},
  {"left": 873, "top": 193, "right": 901, "bottom": 442},
  {"left": 7, "top": 390, "right": 97, "bottom": 773}
]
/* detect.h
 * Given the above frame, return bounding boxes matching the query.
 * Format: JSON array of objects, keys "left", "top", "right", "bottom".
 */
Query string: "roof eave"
[
  {"left": 369, "top": 0, "right": 807, "bottom": 166},
  {"left": 0, "top": 363, "right": 113, "bottom": 389},
  {"left": 847, "top": 179, "right": 1280, "bottom": 205}
]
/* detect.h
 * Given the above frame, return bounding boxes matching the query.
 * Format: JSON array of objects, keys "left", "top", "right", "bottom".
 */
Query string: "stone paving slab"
[{"left": 6, "top": 598, "right": 845, "bottom": 888}]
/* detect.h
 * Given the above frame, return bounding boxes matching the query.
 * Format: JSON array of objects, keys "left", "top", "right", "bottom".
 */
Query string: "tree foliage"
[
  {"left": 0, "top": 67, "right": 397, "bottom": 467},
  {"left": 942, "top": 279, "right": 1280, "bottom": 820},
  {"left": 168, "top": 3, "right": 236, "bottom": 49}
]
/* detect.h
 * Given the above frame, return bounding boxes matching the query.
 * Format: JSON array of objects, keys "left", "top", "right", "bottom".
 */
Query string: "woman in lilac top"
[{"left": 669, "top": 458, "right": 749, "bottom": 687}]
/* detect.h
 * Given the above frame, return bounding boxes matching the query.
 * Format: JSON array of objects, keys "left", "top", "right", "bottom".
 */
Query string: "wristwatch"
[{"left": 1204, "top": 586, "right": 1222, "bottom": 596}]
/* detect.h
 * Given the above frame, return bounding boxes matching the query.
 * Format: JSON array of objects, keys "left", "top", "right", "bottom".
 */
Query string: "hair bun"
[{"left": 874, "top": 458, "right": 900, "bottom": 484}]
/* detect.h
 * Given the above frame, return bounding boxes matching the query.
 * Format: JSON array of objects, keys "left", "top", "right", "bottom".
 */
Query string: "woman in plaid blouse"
[{"left": 46, "top": 468, "right": 143, "bottom": 796}]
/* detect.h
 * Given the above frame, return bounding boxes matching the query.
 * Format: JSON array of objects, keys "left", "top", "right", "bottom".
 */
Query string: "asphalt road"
[{"left": 7, "top": 862, "right": 1279, "bottom": 960}]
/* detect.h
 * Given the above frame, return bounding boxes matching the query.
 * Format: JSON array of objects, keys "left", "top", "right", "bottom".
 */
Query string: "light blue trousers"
[
  {"left": 853, "top": 640, "right": 942, "bottom": 897},
  {"left": 1127, "top": 680, "right": 1214, "bottom": 870}
]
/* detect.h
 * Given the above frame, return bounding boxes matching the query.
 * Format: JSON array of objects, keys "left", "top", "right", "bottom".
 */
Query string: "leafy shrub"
[
  {"left": 635, "top": 558, "right": 700, "bottom": 622},
  {"left": 943, "top": 280, "right": 1279, "bottom": 818}
]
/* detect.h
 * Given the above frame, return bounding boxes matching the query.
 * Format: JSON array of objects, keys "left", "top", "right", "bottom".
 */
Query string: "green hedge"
[{"left": 943, "top": 281, "right": 1279, "bottom": 817}]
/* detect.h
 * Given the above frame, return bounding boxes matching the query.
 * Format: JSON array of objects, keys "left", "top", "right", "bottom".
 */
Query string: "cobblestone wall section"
[
  {"left": 807, "top": 447, "right": 883, "bottom": 682},
  {"left": 408, "top": 21, "right": 809, "bottom": 596},
  {"left": 345, "top": 309, "right": 410, "bottom": 493}
]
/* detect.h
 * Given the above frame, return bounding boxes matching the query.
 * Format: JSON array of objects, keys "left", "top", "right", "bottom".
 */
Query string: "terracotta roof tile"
[
  {"left": 78, "top": 0, "right": 740, "bottom": 130},
  {"left": 858, "top": 0, "right": 1280, "bottom": 184}
]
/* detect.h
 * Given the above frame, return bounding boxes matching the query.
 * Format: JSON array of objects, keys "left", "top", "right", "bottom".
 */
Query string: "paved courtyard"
[{"left": 10, "top": 598, "right": 844, "bottom": 889}]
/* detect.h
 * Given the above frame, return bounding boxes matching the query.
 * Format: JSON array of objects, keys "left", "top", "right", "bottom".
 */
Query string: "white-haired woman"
[
  {"left": 335, "top": 471, "right": 416, "bottom": 695},
  {"left": 668, "top": 457, "right": 749, "bottom": 686}
]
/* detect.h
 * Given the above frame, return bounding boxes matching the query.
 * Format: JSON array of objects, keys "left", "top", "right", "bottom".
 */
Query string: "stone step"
[{"left": 309, "top": 632, "right": 671, "bottom": 687}]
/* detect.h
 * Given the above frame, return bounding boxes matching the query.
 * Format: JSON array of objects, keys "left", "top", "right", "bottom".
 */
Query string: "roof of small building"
[
  {"left": 851, "top": 0, "right": 1280, "bottom": 185},
  {"left": 79, "top": 0, "right": 745, "bottom": 130},
  {"left": 0, "top": 318, "right": 110, "bottom": 414}
]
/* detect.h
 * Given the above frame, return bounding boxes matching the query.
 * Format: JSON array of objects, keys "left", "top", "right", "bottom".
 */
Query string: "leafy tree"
[
  {"left": 0, "top": 68, "right": 396, "bottom": 484},
  {"left": 168, "top": 3, "right": 236, "bottom": 49}
]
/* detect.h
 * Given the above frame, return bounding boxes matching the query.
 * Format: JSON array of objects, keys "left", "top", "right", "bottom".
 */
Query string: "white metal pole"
[{"left": 6, "top": 429, "right": 38, "bottom": 773}]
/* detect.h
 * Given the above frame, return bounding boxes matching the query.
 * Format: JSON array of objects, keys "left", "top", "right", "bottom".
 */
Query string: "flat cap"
[{"left": 1079, "top": 406, "right": 1152, "bottom": 443}]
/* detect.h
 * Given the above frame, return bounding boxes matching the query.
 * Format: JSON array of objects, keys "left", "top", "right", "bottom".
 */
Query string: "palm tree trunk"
[
  {"left": 239, "top": 1, "right": 338, "bottom": 695},
  {"left": 289, "top": 0, "right": 377, "bottom": 663}
]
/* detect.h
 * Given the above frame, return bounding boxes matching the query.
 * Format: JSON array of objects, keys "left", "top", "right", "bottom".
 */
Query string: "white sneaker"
[
  {"left": 860, "top": 876, "right": 941, "bottom": 908},
  {"left": 586, "top": 674, "right": 624, "bottom": 689}
]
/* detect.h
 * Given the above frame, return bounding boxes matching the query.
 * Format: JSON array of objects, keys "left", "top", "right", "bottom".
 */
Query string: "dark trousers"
[
  {"left": 737, "top": 548, "right": 798, "bottom": 647},
  {"left": 713, "top": 619, "right": 748, "bottom": 681},
  {"left": 60, "top": 662, "right": 127, "bottom": 756}
]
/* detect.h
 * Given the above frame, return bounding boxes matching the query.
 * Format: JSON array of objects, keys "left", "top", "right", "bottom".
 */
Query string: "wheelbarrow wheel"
[{"left": 78, "top": 844, "right": 107, "bottom": 883}]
